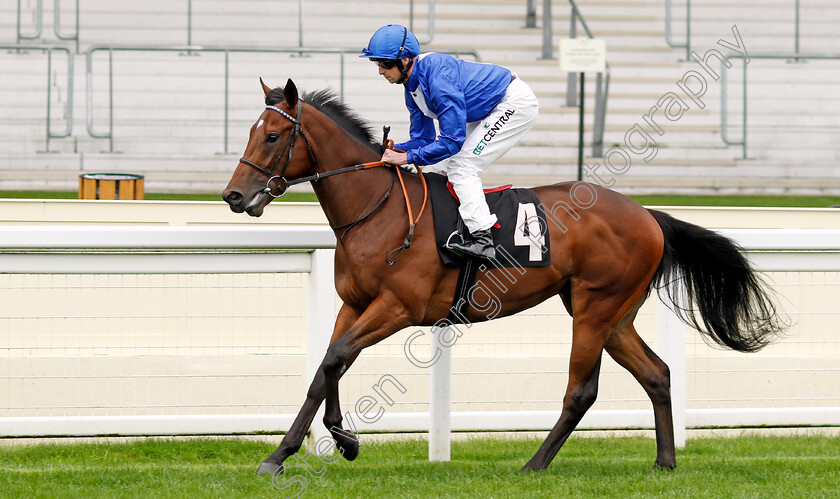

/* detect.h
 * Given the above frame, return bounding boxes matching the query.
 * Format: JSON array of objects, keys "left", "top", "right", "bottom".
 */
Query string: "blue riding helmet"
[{"left": 360, "top": 24, "right": 421, "bottom": 60}]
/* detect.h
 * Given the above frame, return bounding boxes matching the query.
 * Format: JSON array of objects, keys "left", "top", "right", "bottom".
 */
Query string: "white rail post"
[
  {"left": 306, "top": 249, "right": 336, "bottom": 454},
  {"left": 657, "top": 296, "right": 687, "bottom": 448},
  {"left": 429, "top": 328, "right": 451, "bottom": 461}
]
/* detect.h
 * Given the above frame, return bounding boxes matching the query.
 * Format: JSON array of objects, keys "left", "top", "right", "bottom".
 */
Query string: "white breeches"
[{"left": 425, "top": 77, "right": 538, "bottom": 233}]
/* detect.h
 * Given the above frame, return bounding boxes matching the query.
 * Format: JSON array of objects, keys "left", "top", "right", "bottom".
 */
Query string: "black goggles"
[{"left": 371, "top": 58, "right": 399, "bottom": 69}]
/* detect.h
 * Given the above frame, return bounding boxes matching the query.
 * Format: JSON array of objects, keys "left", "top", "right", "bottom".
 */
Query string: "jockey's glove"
[{"left": 399, "top": 163, "right": 419, "bottom": 174}]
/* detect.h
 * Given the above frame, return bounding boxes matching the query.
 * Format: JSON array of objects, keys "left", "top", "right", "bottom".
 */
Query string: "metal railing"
[
  {"left": 410, "top": 0, "right": 436, "bottom": 44},
  {"left": 53, "top": 0, "right": 80, "bottom": 53},
  {"left": 525, "top": 0, "right": 537, "bottom": 28},
  {"left": 14, "top": 0, "right": 437, "bottom": 152},
  {"left": 663, "top": 2, "right": 838, "bottom": 156},
  {"left": 16, "top": 0, "right": 80, "bottom": 52},
  {"left": 721, "top": 53, "right": 840, "bottom": 159},
  {"left": 533, "top": 0, "right": 611, "bottom": 157},
  {"left": 666, "top": 0, "right": 807, "bottom": 59},
  {"left": 16, "top": 0, "right": 435, "bottom": 52},
  {"left": 85, "top": 44, "right": 479, "bottom": 153},
  {"left": 85, "top": 45, "right": 355, "bottom": 154},
  {"left": 16, "top": 0, "right": 43, "bottom": 43},
  {"left": 664, "top": 0, "right": 691, "bottom": 60},
  {"left": 1, "top": 44, "right": 74, "bottom": 152}
]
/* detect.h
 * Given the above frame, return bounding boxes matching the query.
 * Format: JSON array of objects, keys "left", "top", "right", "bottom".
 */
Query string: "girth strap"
[{"left": 447, "top": 256, "right": 480, "bottom": 324}]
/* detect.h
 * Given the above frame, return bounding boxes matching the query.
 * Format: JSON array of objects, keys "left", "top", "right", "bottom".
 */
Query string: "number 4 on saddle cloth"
[{"left": 425, "top": 172, "right": 551, "bottom": 268}]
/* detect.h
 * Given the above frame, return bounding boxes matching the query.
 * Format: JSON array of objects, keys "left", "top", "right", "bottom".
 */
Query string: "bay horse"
[{"left": 222, "top": 79, "right": 783, "bottom": 474}]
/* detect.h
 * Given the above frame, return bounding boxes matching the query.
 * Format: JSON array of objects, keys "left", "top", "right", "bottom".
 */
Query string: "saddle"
[
  {"left": 424, "top": 172, "right": 552, "bottom": 324},
  {"left": 425, "top": 172, "right": 551, "bottom": 269}
]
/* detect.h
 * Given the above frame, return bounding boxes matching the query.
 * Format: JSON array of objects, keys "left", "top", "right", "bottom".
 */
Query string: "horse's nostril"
[
  {"left": 224, "top": 191, "right": 242, "bottom": 203},
  {"left": 222, "top": 190, "right": 247, "bottom": 213}
]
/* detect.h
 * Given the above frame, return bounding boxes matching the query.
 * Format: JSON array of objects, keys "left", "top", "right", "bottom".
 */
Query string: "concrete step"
[
  {"left": 13, "top": 0, "right": 406, "bottom": 48},
  {"left": 678, "top": 3, "right": 840, "bottom": 21},
  {"left": 4, "top": 0, "right": 839, "bottom": 195},
  {"left": 499, "top": 145, "right": 739, "bottom": 163},
  {"left": 4, "top": 159, "right": 838, "bottom": 196}
]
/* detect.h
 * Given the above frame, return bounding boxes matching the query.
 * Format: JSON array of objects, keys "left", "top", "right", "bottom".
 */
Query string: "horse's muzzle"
[
  {"left": 243, "top": 191, "right": 271, "bottom": 217},
  {"left": 222, "top": 189, "right": 246, "bottom": 213},
  {"left": 222, "top": 186, "right": 272, "bottom": 217}
]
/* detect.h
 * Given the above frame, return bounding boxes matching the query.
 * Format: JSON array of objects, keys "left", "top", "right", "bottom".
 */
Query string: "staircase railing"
[
  {"left": 410, "top": 0, "right": 436, "bottom": 44},
  {"left": 664, "top": 0, "right": 691, "bottom": 60},
  {"left": 53, "top": 0, "right": 80, "bottom": 53},
  {"left": 85, "top": 44, "right": 478, "bottom": 153},
  {"left": 16, "top": 0, "right": 43, "bottom": 43},
  {"left": 531, "top": 1, "right": 610, "bottom": 157},
  {"left": 1, "top": 44, "right": 74, "bottom": 152},
  {"left": 16, "top": 0, "right": 436, "bottom": 53},
  {"left": 721, "top": 53, "right": 840, "bottom": 159},
  {"left": 666, "top": 0, "right": 806, "bottom": 59}
]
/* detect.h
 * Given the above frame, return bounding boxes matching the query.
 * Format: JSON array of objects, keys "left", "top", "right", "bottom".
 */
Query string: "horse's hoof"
[
  {"left": 331, "top": 429, "right": 360, "bottom": 461},
  {"left": 337, "top": 436, "right": 360, "bottom": 461},
  {"left": 519, "top": 461, "right": 544, "bottom": 473},
  {"left": 256, "top": 460, "right": 284, "bottom": 475},
  {"left": 653, "top": 460, "right": 676, "bottom": 471}
]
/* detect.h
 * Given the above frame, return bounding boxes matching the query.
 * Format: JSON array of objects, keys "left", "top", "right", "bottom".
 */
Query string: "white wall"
[{"left": 1, "top": 200, "right": 838, "bottom": 436}]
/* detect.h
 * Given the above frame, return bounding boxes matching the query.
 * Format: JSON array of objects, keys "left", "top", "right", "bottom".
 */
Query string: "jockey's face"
[{"left": 377, "top": 57, "right": 412, "bottom": 84}]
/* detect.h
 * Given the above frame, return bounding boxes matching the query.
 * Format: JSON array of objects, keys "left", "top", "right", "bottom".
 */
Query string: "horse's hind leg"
[
  {"left": 521, "top": 316, "right": 608, "bottom": 472},
  {"left": 522, "top": 269, "right": 660, "bottom": 472},
  {"left": 605, "top": 318, "right": 676, "bottom": 469}
]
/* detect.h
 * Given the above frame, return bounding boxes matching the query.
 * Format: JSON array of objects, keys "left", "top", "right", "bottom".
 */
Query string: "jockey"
[{"left": 361, "top": 24, "right": 539, "bottom": 260}]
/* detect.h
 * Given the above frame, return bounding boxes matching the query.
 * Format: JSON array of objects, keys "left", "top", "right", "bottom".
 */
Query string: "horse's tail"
[{"left": 647, "top": 209, "right": 785, "bottom": 353}]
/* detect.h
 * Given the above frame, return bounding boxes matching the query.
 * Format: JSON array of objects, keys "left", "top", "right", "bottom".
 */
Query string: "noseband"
[{"left": 238, "top": 101, "right": 316, "bottom": 198}]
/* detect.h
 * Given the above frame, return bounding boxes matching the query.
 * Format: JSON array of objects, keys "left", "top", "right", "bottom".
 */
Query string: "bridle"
[
  {"left": 238, "top": 101, "right": 316, "bottom": 198},
  {"left": 237, "top": 99, "right": 429, "bottom": 265}
]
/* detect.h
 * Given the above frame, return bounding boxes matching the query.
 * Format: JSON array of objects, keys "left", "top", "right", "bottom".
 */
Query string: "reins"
[
  {"left": 385, "top": 141, "right": 428, "bottom": 265},
  {"left": 239, "top": 104, "right": 428, "bottom": 265},
  {"left": 332, "top": 168, "right": 396, "bottom": 239},
  {"left": 264, "top": 159, "right": 388, "bottom": 198}
]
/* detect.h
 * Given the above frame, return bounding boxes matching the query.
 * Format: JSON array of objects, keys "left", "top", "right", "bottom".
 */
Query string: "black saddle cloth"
[{"left": 424, "top": 172, "right": 551, "bottom": 268}]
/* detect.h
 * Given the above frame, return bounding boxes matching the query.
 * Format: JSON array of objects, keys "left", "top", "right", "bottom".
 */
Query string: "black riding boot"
[{"left": 448, "top": 229, "right": 496, "bottom": 260}]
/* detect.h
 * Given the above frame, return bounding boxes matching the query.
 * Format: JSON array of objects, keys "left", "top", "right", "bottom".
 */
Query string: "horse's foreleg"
[
  {"left": 320, "top": 293, "right": 410, "bottom": 461},
  {"left": 320, "top": 333, "right": 362, "bottom": 461},
  {"left": 605, "top": 324, "right": 676, "bottom": 470},
  {"left": 521, "top": 321, "right": 607, "bottom": 472},
  {"left": 257, "top": 304, "right": 361, "bottom": 475}
]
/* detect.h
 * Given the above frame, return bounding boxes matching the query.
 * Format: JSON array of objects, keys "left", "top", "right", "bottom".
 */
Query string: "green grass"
[
  {"left": 1, "top": 190, "right": 838, "bottom": 207},
  {"left": 0, "top": 191, "right": 317, "bottom": 202},
  {"left": 0, "top": 434, "right": 838, "bottom": 498},
  {"left": 627, "top": 194, "right": 840, "bottom": 208}
]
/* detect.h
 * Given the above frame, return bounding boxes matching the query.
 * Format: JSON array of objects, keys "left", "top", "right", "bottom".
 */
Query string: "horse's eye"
[{"left": 266, "top": 133, "right": 280, "bottom": 143}]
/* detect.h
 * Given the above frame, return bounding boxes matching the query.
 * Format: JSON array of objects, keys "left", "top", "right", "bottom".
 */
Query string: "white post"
[
  {"left": 429, "top": 329, "right": 451, "bottom": 461},
  {"left": 305, "top": 249, "right": 335, "bottom": 454},
  {"left": 657, "top": 296, "right": 687, "bottom": 448}
]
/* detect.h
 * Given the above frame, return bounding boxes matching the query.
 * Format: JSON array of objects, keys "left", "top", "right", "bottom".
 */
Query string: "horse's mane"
[{"left": 265, "top": 87, "right": 380, "bottom": 153}]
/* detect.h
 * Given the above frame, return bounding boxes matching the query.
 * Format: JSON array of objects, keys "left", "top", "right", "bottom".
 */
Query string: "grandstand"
[{"left": 2, "top": 0, "right": 838, "bottom": 193}]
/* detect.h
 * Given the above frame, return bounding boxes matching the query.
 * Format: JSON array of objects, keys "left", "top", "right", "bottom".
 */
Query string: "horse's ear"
[
  {"left": 259, "top": 78, "right": 272, "bottom": 96},
  {"left": 284, "top": 79, "right": 299, "bottom": 106}
]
